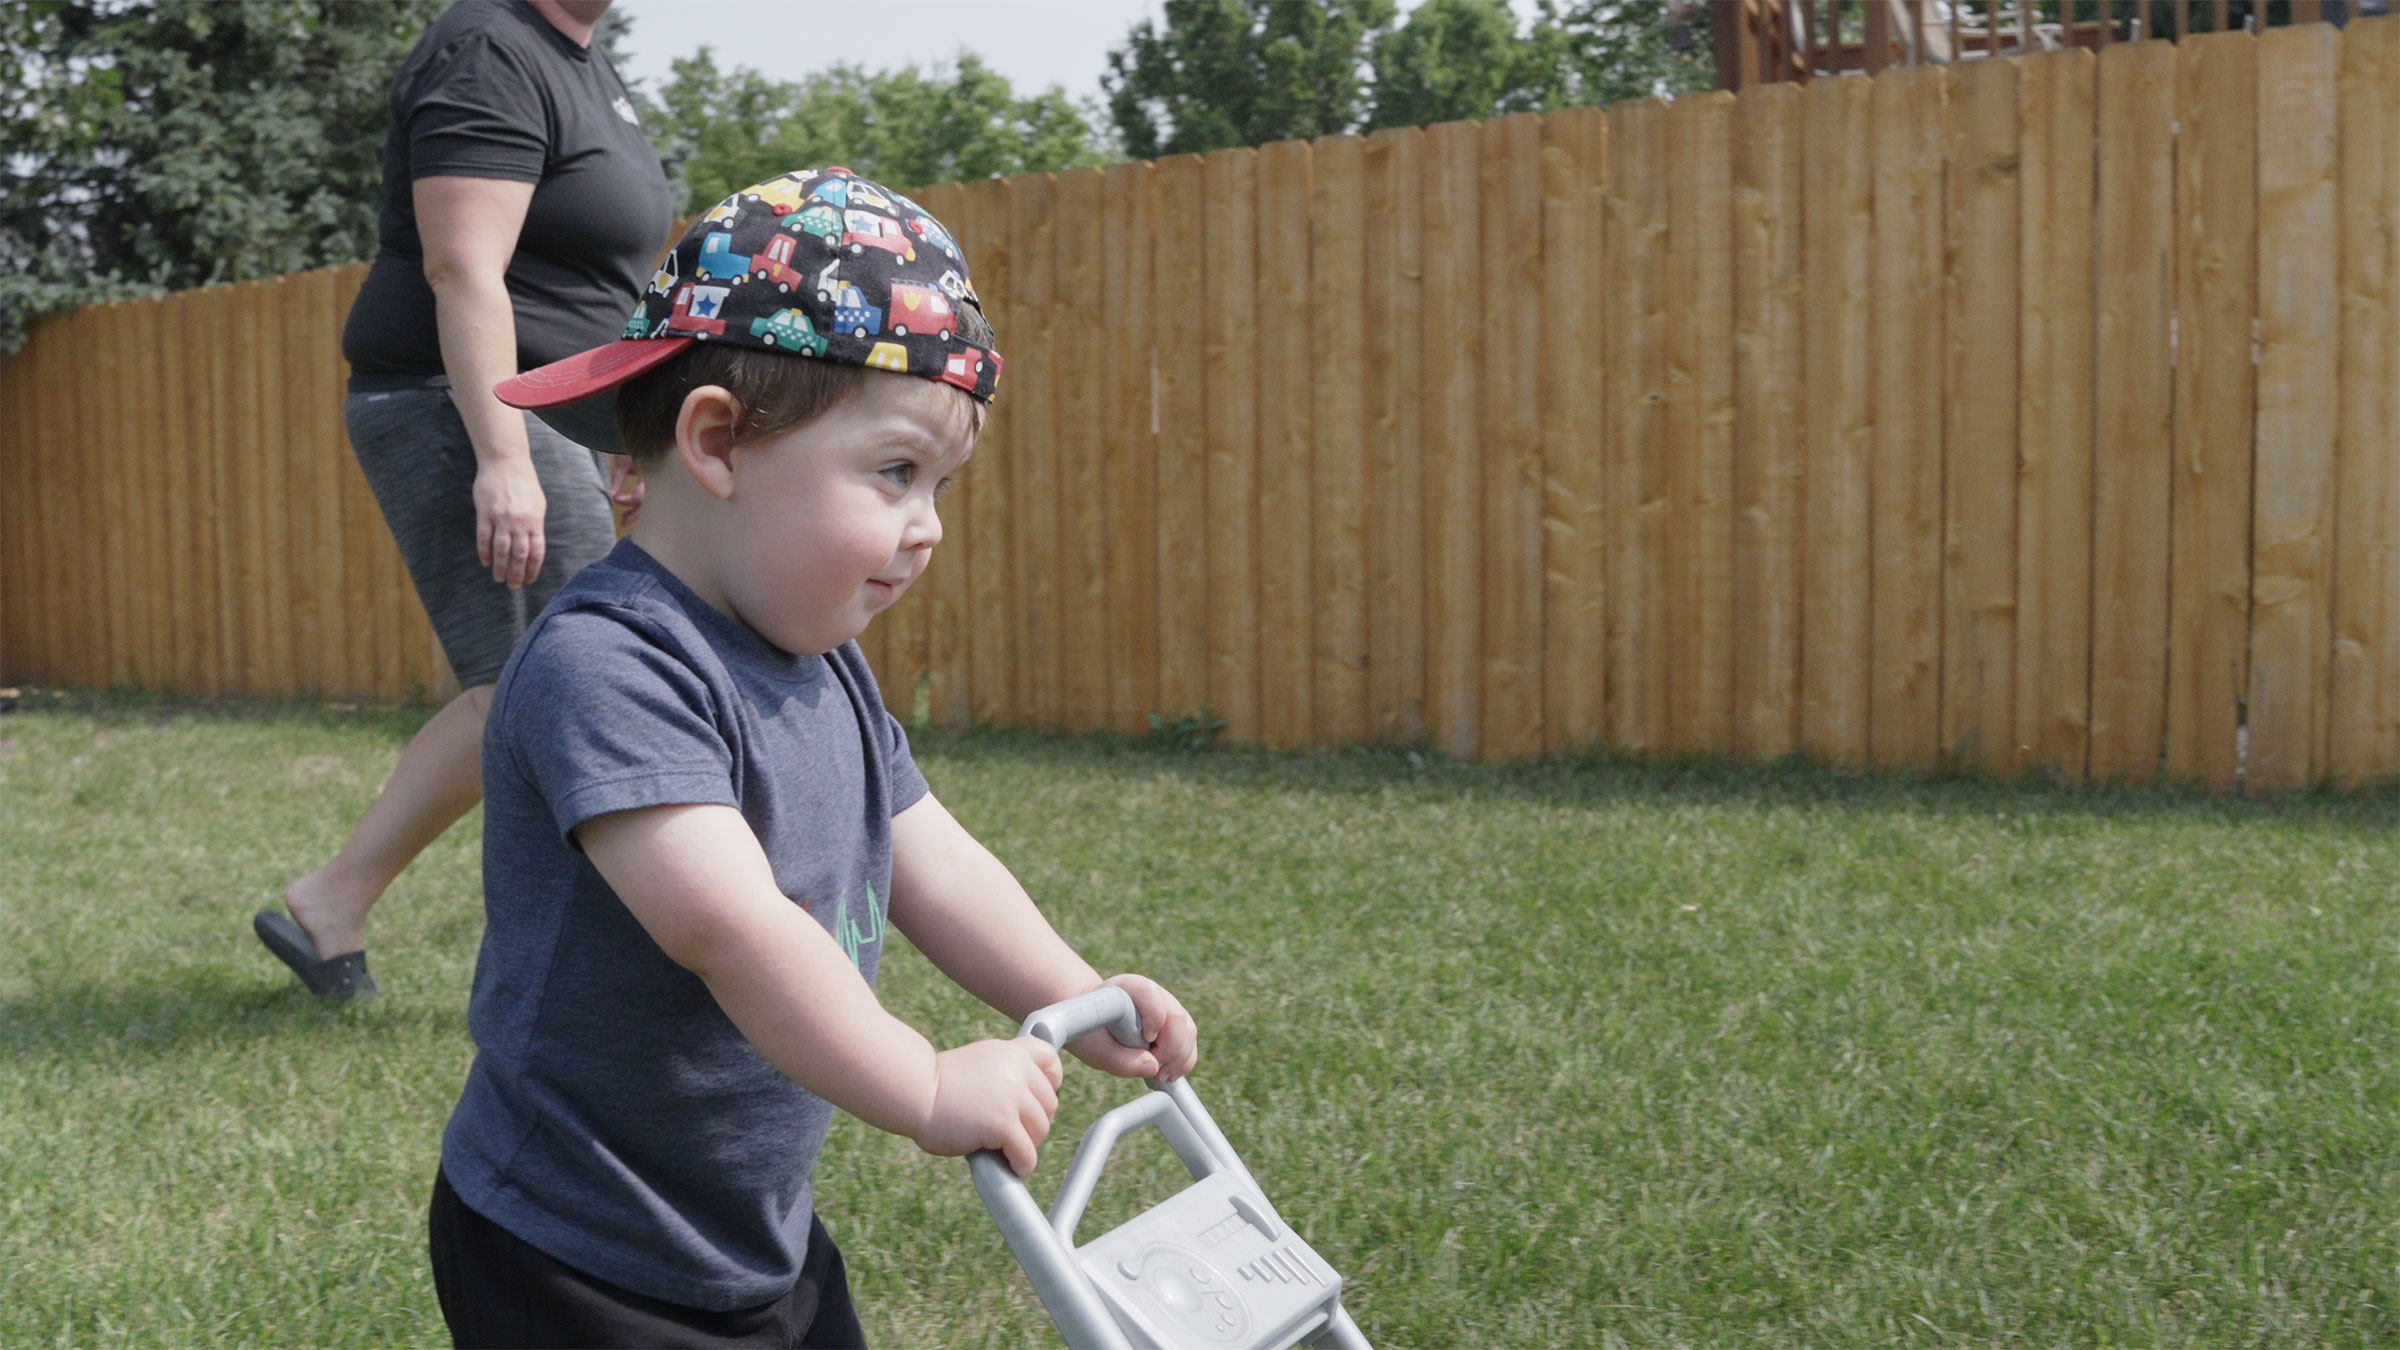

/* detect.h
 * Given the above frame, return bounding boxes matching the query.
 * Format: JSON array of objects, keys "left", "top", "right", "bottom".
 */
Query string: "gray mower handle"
[
  {"left": 1018, "top": 985, "right": 1148, "bottom": 1053},
  {"left": 968, "top": 987, "right": 1151, "bottom": 1349}
]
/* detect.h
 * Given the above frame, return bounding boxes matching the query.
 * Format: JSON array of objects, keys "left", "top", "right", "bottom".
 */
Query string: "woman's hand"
[{"left": 474, "top": 455, "right": 548, "bottom": 588}]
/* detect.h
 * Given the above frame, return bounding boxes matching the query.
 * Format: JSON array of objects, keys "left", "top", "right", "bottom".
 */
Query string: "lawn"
[{"left": 1, "top": 689, "right": 2396, "bottom": 1346}]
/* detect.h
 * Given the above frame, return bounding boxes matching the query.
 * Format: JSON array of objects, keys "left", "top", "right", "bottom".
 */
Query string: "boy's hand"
[
  {"left": 1067, "top": 974, "right": 1199, "bottom": 1084},
  {"left": 914, "top": 1037, "right": 1064, "bottom": 1177}
]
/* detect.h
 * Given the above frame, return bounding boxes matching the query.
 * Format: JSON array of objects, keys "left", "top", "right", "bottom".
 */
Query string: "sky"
[{"left": 609, "top": 1, "right": 1169, "bottom": 107}]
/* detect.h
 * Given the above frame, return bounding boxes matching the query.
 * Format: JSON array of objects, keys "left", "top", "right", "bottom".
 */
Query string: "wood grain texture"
[
  {"left": 1203, "top": 148, "right": 1261, "bottom": 742},
  {"left": 2167, "top": 31, "right": 2257, "bottom": 792},
  {"left": 1311, "top": 133, "right": 1369, "bottom": 747},
  {"left": 1423, "top": 120, "right": 1485, "bottom": 760},
  {"left": 1100, "top": 162, "right": 1159, "bottom": 735},
  {"left": 2016, "top": 50, "right": 2097, "bottom": 784},
  {"left": 1363, "top": 127, "right": 1427, "bottom": 743},
  {"left": 2089, "top": 41, "right": 2177, "bottom": 782},
  {"left": 1052, "top": 166, "right": 1110, "bottom": 733},
  {"left": 1481, "top": 113, "right": 1546, "bottom": 759},
  {"left": 1942, "top": 57, "right": 2021, "bottom": 777},
  {"left": 1732, "top": 86, "right": 1803, "bottom": 762},
  {"left": 1665, "top": 92, "right": 1736, "bottom": 758},
  {"left": 2246, "top": 23, "right": 2339, "bottom": 794},
  {"left": 331, "top": 265, "right": 380, "bottom": 701},
  {"left": 1255, "top": 138, "right": 1316, "bottom": 749},
  {"left": 1009, "top": 171, "right": 1062, "bottom": 730},
  {"left": 2331, "top": 17, "right": 2400, "bottom": 786},
  {"left": 1151, "top": 155, "right": 1211, "bottom": 723},
  {"left": 1604, "top": 100, "right": 1668, "bottom": 756},
  {"left": 1810, "top": 75, "right": 1877, "bottom": 768},
  {"left": 1540, "top": 106, "right": 1608, "bottom": 754}
]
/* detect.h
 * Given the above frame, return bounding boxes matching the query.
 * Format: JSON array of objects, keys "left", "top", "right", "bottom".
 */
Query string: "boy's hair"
[{"left": 613, "top": 345, "right": 984, "bottom": 470}]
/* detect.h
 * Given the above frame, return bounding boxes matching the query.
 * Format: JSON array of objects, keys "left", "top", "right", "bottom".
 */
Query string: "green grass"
[{"left": 2, "top": 688, "right": 2397, "bottom": 1346}]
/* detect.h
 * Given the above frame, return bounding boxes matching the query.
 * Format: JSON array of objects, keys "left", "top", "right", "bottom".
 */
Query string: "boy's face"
[{"left": 712, "top": 375, "right": 975, "bottom": 656}]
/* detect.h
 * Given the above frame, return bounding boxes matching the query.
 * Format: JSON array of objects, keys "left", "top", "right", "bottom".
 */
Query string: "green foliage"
[
  {"left": 654, "top": 48, "right": 1109, "bottom": 215},
  {"left": 0, "top": 0, "right": 447, "bottom": 351},
  {"left": 1102, "top": 0, "right": 1397, "bottom": 160},
  {"left": 1105, "top": 0, "right": 1715, "bottom": 157},
  {"left": 1146, "top": 706, "right": 1228, "bottom": 753}
]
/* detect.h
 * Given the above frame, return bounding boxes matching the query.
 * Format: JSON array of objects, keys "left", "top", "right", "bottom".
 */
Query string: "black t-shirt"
[{"left": 342, "top": 0, "right": 672, "bottom": 391}]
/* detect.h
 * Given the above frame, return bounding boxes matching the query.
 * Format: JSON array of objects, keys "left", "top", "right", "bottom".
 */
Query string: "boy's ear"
[{"left": 673, "top": 385, "right": 742, "bottom": 502}]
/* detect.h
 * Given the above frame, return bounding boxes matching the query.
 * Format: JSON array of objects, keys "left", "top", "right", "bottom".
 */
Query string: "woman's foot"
[{"left": 283, "top": 868, "right": 371, "bottom": 959}]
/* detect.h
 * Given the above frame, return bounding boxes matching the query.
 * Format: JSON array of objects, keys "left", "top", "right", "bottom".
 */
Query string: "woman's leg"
[{"left": 283, "top": 682, "right": 492, "bottom": 958}]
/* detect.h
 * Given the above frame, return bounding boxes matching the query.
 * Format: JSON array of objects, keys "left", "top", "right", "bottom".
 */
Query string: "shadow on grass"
[{"left": 0, "top": 966, "right": 442, "bottom": 1066}]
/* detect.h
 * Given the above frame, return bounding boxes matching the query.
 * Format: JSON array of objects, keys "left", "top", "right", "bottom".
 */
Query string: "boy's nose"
[{"left": 905, "top": 501, "right": 943, "bottom": 551}]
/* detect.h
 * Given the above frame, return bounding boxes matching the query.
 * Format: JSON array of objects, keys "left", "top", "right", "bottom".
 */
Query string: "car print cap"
[{"left": 496, "top": 166, "right": 1002, "bottom": 454}]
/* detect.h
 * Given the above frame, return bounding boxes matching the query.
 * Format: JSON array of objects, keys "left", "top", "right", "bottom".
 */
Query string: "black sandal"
[{"left": 253, "top": 909, "right": 379, "bottom": 1005}]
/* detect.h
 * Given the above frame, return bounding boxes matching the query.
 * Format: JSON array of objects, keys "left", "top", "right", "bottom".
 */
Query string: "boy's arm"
[
  {"left": 577, "top": 801, "right": 1064, "bottom": 1175},
  {"left": 887, "top": 793, "right": 1199, "bottom": 1082}
]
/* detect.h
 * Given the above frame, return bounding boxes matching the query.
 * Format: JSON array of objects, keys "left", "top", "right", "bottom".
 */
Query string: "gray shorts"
[{"left": 345, "top": 388, "right": 618, "bottom": 689}]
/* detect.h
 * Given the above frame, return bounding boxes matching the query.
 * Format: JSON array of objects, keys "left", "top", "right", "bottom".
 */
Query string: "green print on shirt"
[{"left": 804, "top": 882, "right": 885, "bottom": 970}]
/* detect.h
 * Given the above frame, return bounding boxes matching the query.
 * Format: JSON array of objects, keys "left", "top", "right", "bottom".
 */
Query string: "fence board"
[
  {"left": 97, "top": 305, "right": 135, "bottom": 686},
  {"left": 151, "top": 291, "right": 194, "bottom": 692},
  {"left": 2090, "top": 40, "right": 2178, "bottom": 782},
  {"left": 1942, "top": 57, "right": 2020, "bottom": 776},
  {"left": 1666, "top": 93, "right": 1736, "bottom": 757},
  {"left": 2332, "top": 16, "right": 2400, "bottom": 786},
  {"left": 1605, "top": 99, "right": 1668, "bottom": 756},
  {"left": 1101, "top": 162, "right": 1158, "bottom": 735},
  {"left": 1482, "top": 113, "right": 1546, "bottom": 759},
  {"left": 2246, "top": 23, "right": 2339, "bottom": 794},
  {"left": 1053, "top": 167, "right": 1109, "bottom": 734},
  {"left": 1256, "top": 139, "right": 1315, "bottom": 749},
  {"left": 1732, "top": 85, "right": 1803, "bottom": 761},
  {"left": 0, "top": 339, "right": 19, "bottom": 678},
  {"left": 2016, "top": 49, "right": 2096, "bottom": 783},
  {"left": 961, "top": 176, "right": 1020, "bottom": 726},
  {"left": 1541, "top": 106, "right": 1608, "bottom": 753},
  {"left": 137, "top": 296, "right": 177, "bottom": 687},
  {"left": 227, "top": 291, "right": 270, "bottom": 694},
  {"left": 2168, "top": 31, "right": 2257, "bottom": 792},
  {"left": 1009, "top": 171, "right": 1062, "bottom": 730},
  {"left": 331, "top": 266, "right": 380, "bottom": 700},
  {"left": 57, "top": 313, "right": 91, "bottom": 685},
  {"left": 1151, "top": 155, "right": 1209, "bottom": 723},
  {"left": 281, "top": 274, "right": 326, "bottom": 697},
  {"left": 1311, "top": 134, "right": 1369, "bottom": 747},
  {"left": 1203, "top": 148, "right": 1261, "bottom": 742},
  {"left": 1811, "top": 75, "right": 1877, "bottom": 767},
  {"left": 1424, "top": 120, "right": 1484, "bottom": 760},
  {"left": 1364, "top": 127, "right": 1427, "bottom": 743}
]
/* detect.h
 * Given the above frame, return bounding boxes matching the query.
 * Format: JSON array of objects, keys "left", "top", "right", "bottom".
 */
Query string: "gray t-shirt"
[{"left": 442, "top": 537, "right": 928, "bottom": 1310}]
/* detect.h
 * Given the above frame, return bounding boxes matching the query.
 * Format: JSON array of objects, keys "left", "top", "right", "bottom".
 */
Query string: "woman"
[{"left": 253, "top": 0, "right": 670, "bottom": 1000}]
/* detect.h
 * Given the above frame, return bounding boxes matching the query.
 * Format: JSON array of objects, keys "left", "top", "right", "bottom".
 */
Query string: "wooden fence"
[{"left": 4, "top": 21, "right": 2398, "bottom": 793}]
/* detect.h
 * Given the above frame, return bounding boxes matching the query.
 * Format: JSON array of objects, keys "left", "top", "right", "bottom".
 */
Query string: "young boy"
[{"left": 430, "top": 168, "right": 1197, "bottom": 1348}]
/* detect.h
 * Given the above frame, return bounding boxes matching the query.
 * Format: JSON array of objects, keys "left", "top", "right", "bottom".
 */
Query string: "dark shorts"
[
  {"left": 428, "top": 1167, "right": 867, "bottom": 1349},
  {"left": 345, "top": 388, "right": 619, "bottom": 689}
]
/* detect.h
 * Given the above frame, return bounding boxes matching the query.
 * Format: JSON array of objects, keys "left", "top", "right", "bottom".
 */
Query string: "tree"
[
  {"left": 1363, "top": 0, "right": 1562, "bottom": 132},
  {"left": 1102, "top": 0, "right": 1396, "bottom": 160},
  {"left": 1, "top": 0, "right": 448, "bottom": 350},
  {"left": 1103, "top": 0, "right": 1713, "bottom": 158},
  {"left": 654, "top": 49, "right": 1108, "bottom": 214}
]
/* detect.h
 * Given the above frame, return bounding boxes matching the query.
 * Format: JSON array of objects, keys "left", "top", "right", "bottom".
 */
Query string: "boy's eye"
[
  {"left": 934, "top": 476, "right": 958, "bottom": 499},
  {"left": 880, "top": 462, "right": 914, "bottom": 488}
]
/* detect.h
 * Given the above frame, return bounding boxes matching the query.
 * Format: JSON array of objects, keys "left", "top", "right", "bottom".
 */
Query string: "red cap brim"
[{"left": 495, "top": 337, "right": 696, "bottom": 411}]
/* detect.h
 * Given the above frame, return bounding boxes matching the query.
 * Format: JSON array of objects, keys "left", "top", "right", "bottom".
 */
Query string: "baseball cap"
[{"left": 496, "top": 167, "right": 1003, "bottom": 453}]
